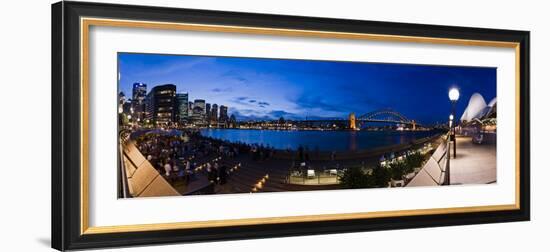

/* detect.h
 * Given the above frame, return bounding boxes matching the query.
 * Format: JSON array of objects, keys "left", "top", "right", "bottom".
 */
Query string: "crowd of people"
[
  {"left": 133, "top": 130, "right": 246, "bottom": 186},
  {"left": 200, "top": 135, "right": 278, "bottom": 162},
  {"left": 130, "top": 129, "right": 348, "bottom": 191}
]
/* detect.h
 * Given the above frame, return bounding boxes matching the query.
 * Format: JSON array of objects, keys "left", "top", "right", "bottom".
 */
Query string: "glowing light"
[{"left": 449, "top": 88, "right": 460, "bottom": 101}]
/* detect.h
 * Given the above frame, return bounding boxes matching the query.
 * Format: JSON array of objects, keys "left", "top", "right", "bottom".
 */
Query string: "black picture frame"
[{"left": 52, "top": 1, "right": 530, "bottom": 251}]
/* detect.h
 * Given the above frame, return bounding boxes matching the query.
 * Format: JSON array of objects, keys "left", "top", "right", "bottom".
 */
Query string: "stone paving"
[
  {"left": 407, "top": 134, "right": 496, "bottom": 187},
  {"left": 450, "top": 135, "right": 496, "bottom": 184}
]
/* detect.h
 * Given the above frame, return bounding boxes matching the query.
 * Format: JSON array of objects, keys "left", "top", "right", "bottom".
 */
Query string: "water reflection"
[
  {"left": 349, "top": 130, "right": 357, "bottom": 151},
  {"left": 200, "top": 129, "right": 438, "bottom": 152}
]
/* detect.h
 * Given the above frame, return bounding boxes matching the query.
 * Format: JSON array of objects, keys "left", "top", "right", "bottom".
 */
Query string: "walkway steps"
[{"left": 122, "top": 141, "right": 180, "bottom": 197}]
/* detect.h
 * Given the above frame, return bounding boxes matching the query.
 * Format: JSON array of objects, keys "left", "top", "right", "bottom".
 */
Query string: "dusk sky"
[{"left": 118, "top": 53, "right": 496, "bottom": 124}]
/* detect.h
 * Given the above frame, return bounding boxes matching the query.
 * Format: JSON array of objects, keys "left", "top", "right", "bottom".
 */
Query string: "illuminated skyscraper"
[
  {"left": 211, "top": 104, "right": 218, "bottom": 123},
  {"left": 145, "top": 84, "right": 176, "bottom": 124},
  {"left": 176, "top": 93, "right": 189, "bottom": 123},
  {"left": 205, "top": 103, "right": 211, "bottom": 122},
  {"left": 131, "top": 83, "right": 147, "bottom": 119},
  {"left": 219, "top": 105, "right": 228, "bottom": 122},
  {"left": 191, "top": 99, "right": 206, "bottom": 124}
]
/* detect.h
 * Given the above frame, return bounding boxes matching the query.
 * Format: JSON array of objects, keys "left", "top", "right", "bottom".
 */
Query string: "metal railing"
[
  {"left": 117, "top": 130, "right": 132, "bottom": 198},
  {"left": 443, "top": 133, "right": 451, "bottom": 185}
]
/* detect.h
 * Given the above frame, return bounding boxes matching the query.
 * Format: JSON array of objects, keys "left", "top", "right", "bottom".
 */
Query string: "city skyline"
[{"left": 118, "top": 52, "right": 496, "bottom": 124}]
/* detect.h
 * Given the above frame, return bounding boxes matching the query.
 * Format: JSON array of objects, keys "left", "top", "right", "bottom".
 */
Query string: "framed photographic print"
[{"left": 52, "top": 1, "right": 530, "bottom": 250}]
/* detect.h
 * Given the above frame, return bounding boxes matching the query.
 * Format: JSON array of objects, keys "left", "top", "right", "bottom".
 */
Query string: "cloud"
[
  {"left": 231, "top": 97, "right": 271, "bottom": 109},
  {"left": 211, "top": 87, "right": 233, "bottom": 93},
  {"left": 267, "top": 110, "right": 298, "bottom": 119},
  {"left": 231, "top": 97, "right": 251, "bottom": 106},
  {"left": 136, "top": 57, "right": 213, "bottom": 77},
  {"left": 236, "top": 77, "right": 248, "bottom": 82},
  {"left": 291, "top": 94, "right": 350, "bottom": 113},
  {"left": 221, "top": 70, "right": 249, "bottom": 84},
  {"left": 228, "top": 109, "right": 266, "bottom": 121},
  {"left": 230, "top": 97, "right": 259, "bottom": 108},
  {"left": 289, "top": 91, "right": 389, "bottom": 117},
  {"left": 229, "top": 108, "right": 300, "bottom": 121}
]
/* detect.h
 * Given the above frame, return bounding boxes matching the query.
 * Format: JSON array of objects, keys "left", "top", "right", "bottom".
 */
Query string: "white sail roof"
[
  {"left": 460, "top": 93, "right": 487, "bottom": 122},
  {"left": 487, "top": 97, "right": 497, "bottom": 107}
]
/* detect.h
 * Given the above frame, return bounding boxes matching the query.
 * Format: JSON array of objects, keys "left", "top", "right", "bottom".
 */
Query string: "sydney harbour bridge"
[{"left": 300, "top": 108, "right": 417, "bottom": 130}]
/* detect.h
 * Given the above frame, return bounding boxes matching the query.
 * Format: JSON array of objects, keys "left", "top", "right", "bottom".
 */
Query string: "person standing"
[
  {"left": 207, "top": 166, "right": 216, "bottom": 183},
  {"left": 213, "top": 162, "right": 220, "bottom": 183},
  {"left": 219, "top": 165, "right": 228, "bottom": 185},
  {"left": 163, "top": 162, "right": 172, "bottom": 177}
]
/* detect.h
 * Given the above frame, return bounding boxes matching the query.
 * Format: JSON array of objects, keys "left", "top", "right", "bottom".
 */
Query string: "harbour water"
[{"left": 200, "top": 129, "right": 441, "bottom": 152}]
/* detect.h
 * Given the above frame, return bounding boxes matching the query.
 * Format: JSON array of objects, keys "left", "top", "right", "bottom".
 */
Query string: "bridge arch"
[{"left": 357, "top": 109, "right": 411, "bottom": 124}]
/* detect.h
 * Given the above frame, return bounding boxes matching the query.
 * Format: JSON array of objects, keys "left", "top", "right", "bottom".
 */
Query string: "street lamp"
[
  {"left": 127, "top": 114, "right": 132, "bottom": 127},
  {"left": 448, "top": 88, "right": 460, "bottom": 102},
  {"left": 448, "top": 88, "right": 459, "bottom": 159},
  {"left": 118, "top": 107, "right": 124, "bottom": 125}
]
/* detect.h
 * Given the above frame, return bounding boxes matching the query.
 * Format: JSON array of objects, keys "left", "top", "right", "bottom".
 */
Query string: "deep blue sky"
[{"left": 118, "top": 53, "right": 496, "bottom": 124}]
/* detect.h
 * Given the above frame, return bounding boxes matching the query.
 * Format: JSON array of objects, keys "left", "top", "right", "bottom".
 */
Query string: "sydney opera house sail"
[{"left": 460, "top": 93, "right": 496, "bottom": 124}]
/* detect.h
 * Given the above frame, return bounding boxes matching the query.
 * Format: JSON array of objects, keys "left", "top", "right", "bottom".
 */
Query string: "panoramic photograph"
[{"left": 117, "top": 52, "right": 497, "bottom": 198}]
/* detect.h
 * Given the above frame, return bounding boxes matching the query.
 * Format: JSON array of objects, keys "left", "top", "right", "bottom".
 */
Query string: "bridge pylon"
[{"left": 349, "top": 113, "right": 357, "bottom": 130}]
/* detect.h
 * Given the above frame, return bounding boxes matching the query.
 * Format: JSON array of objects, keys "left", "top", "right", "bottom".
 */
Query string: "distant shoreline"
[{"left": 200, "top": 127, "right": 435, "bottom": 133}]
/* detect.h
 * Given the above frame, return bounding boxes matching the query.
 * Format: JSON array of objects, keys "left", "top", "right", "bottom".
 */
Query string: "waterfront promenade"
[
  {"left": 450, "top": 135, "right": 496, "bottom": 184},
  {"left": 120, "top": 127, "right": 496, "bottom": 197},
  {"left": 406, "top": 134, "right": 496, "bottom": 187}
]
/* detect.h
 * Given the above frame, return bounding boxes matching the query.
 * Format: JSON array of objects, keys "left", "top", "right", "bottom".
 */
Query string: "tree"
[
  {"left": 404, "top": 152, "right": 424, "bottom": 173},
  {"left": 372, "top": 164, "right": 391, "bottom": 187},
  {"left": 338, "top": 167, "right": 374, "bottom": 189},
  {"left": 389, "top": 161, "right": 407, "bottom": 180}
]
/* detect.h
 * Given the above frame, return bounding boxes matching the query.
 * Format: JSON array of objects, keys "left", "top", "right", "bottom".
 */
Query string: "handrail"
[
  {"left": 118, "top": 129, "right": 132, "bottom": 198},
  {"left": 443, "top": 132, "right": 451, "bottom": 185}
]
